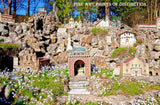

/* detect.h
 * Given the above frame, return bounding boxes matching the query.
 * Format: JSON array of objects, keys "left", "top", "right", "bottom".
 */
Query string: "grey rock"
[
  {"left": 47, "top": 44, "right": 57, "bottom": 53},
  {"left": 150, "top": 51, "right": 159, "bottom": 59},
  {"left": 9, "top": 32, "right": 17, "bottom": 41},
  {"left": 1, "top": 29, "right": 9, "bottom": 36},
  {"left": 20, "top": 23, "right": 28, "bottom": 33},
  {"left": 15, "top": 24, "right": 22, "bottom": 34},
  {"left": 4, "top": 85, "right": 10, "bottom": 98},
  {"left": 24, "top": 76, "right": 29, "bottom": 83}
]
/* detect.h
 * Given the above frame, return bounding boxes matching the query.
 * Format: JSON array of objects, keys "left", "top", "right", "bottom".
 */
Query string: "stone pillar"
[{"left": 13, "top": 56, "right": 18, "bottom": 69}]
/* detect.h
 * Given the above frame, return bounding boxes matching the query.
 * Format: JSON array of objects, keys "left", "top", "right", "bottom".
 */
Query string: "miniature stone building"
[
  {"left": 0, "top": 12, "right": 15, "bottom": 23},
  {"left": 20, "top": 48, "right": 50, "bottom": 71},
  {"left": 120, "top": 32, "right": 136, "bottom": 47},
  {"left": 137, "top": 18, "right": 160, "bottom": 30},
  {"left": 68, "top": 47, "right": 91, "bottom": 80},
  {"left": 116, "top": 57, "right": 149, "bottom": 77},
  {"left": 96, "top": 16, "right": 110, "bottom": 28}
]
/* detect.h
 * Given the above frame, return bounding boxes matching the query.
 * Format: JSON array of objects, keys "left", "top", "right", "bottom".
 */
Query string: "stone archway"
[{"left": 74, "top": 60, "right": 85, "bottom": 76}]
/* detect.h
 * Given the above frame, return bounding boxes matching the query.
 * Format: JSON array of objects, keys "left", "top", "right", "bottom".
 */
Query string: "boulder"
[
  {"left": 53, "top": 52, "right": 67, "bottom": 64},
  {"left": 47, "top": 44, "right": 57, "bottom": 54},
  {"left": 4, "top": 85, "right": 10, "bottom": 98},
  {"left": 51, "top": 37, "right": 57, "bottom": 44},
  {"left": 28, "top": 17, "right": 34, "bottom": 23},
  {"left": 24, "top": 76, "right": 29, "bottom": 83},
  {"left": 56, "top": 42, "right": 65, "bottom": 53},
  {"left": 15, "top": 24, "right": 22, "bottom": 34},
  {"left": 20, "top": 22, "right": 28, "bottom": 33},
  {"left": 1, "top": 29, "right": 9, "bottom": 36},
  {"left": 150, "top": 51, "right": 159, "bottom": 59}
]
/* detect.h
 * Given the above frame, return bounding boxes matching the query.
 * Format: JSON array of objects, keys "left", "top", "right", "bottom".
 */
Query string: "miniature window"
[
  {"left": 139, "top": 64, "right": 140, "bottom": 67},
  {"left": 135, "top": 64, "right": 137, "bottom": 67},
  {"left": 144, "top": 70, "right": 146, "bottom": 72},
  {"left": 126, "top": 64, "right": 128, "bottom": 66},
  {"left": 144, "top": 64, "right": 146, "bottom": 66},
  {"left": 30, "top": 56, "right": 32, "bottom": 60},
  {"left": 132, "top": 64, "right": 134, "bottom": 67}
]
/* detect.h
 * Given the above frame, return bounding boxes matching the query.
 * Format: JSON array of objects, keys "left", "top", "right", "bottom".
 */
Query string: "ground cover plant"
[{"left": 0, "top": 66, "right": 68, "bottom": 105}]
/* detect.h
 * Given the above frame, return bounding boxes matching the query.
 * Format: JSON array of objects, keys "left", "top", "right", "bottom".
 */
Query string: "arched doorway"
[
  {"left": 74, "top": 60, "right": 85, "bottom": 76},
  {"left": 149, "top": 71, "right": 152, "bottom": 76}
]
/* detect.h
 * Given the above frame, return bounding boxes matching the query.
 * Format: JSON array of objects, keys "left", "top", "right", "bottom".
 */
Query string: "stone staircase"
[{"left": 68, "top": 80, "right": 90, "bottom": 94}]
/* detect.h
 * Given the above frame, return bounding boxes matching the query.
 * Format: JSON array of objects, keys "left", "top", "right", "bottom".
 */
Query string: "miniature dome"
[
  {"left": 69, "top": 17, "right": 74, "bottom": 21},
  {"left": 73, "top": 47, "right": 86, "bottom": 52}
]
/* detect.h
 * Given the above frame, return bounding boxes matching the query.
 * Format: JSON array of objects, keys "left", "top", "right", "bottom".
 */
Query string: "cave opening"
[{"left": 36, "top": 19, "right": 43, "bottom": 30}]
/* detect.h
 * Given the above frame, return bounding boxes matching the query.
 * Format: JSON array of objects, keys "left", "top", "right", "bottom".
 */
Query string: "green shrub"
[
  {"left": 129, "top": 47, "right": 135, "bottom": 57},
  {"left": 91, "top": 27, "right": 108, "bottom": 35},
  {"left": 0, "top": 43, "right": 18, "bottom": 52}
]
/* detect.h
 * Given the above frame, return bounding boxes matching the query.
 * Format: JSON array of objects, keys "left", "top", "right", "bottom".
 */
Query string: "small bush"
[
  {"left": 0, "top": 43, "right": 18, "bottom": 52},
  {"left": 91, "top": 27, "right": 108, "bottom": 35}
]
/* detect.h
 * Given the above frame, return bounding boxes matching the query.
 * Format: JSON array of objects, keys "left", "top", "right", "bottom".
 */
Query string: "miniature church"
[
  {"left": 68, "top": 47, "right": 91, "bottom": 81},
  {"left": 116, "top": 57, "right": 149, "bottom": 77}
]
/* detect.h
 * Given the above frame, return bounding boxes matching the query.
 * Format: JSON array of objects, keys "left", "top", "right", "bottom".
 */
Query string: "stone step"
[
  {"left": 69, "top": 86, "right": 86, "bottom": 89},
  {"left": 69, "top": 81, "right": 89, "bottom": 85},
  {"left": 68, "top": 89, "right": 90, "bottom": 94},
  {"left": 69, "top": 84, "right": 86, "bottom": 87}
]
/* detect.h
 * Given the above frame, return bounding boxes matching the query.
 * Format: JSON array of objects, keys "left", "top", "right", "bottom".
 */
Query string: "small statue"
[{"left": 77, "top": 65, "right": 85, "bottom": 76}]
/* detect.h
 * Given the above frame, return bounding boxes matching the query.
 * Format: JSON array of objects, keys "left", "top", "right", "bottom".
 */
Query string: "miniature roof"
[
  {"left": 124, "top": 57, "right": 134, "bottom": 63},
  {"left": 38, "top": 57, "right": 50, "bottom": 62},
  {"left": 73, "top": 47, "right": 86, "bottom": 52},
  {"left": 116, "top": 62, "right": 121, "bottom": 66}
]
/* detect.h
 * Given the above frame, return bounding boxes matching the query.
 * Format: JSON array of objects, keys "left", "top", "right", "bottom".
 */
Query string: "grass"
[
  {"left": 111, "top": 47, "right": 127, "bottom": 58},
  {"left": 111, "top": 47, "right": 135, "bottom": 58},
  {"left": 103, "top": 81, "right": 160, "bottom": 97}
]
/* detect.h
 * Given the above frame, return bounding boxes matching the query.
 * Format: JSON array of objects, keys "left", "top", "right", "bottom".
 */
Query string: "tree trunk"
[
  {"left": 89, "top": 11, "right": 92, "bottom": 22},
  {"left": 26, "top": 0, "right": 30, "bottom": 16},
  {"left": 147, "top": 0, "right": 150, "bottom": 21},
  {"left": 13, "top": 0, "right": 17, "bottom": 16},
  {"left": 96, "top": 0, "right": 99, "bottom": 19},
  {"left": 8, "top": 0, "right": 12, "bottom": 15},
  {"left": 1, "top": 0, "right": 5, "bottom": 9}
]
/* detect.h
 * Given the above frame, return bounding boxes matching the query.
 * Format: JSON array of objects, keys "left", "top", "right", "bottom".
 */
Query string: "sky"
[{"left": 0, "top": 0, "right": 49, "bottom": 16}]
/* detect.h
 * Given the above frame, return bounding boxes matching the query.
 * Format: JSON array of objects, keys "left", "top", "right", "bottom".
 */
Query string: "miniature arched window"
[
  {"left": 144, "top": 70, "right": 146, "bottom": 72},
  {"left": 139, "top": 64, "right": 140, "bottom": 67},
  {"left": 132, "top": 64, "right": 134, "bottom": 67},
  {"left": 126, "top": 69, "right": 128, "bottom": 72},
  {"left": 135, "top": 64, "right": 137, "bottom": 67},
  {"left": 126, "top": 64, "right": 128, "bottom": 66},
  {"left": 30, "top": 56, "right": 32, "bottom": 60}
]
